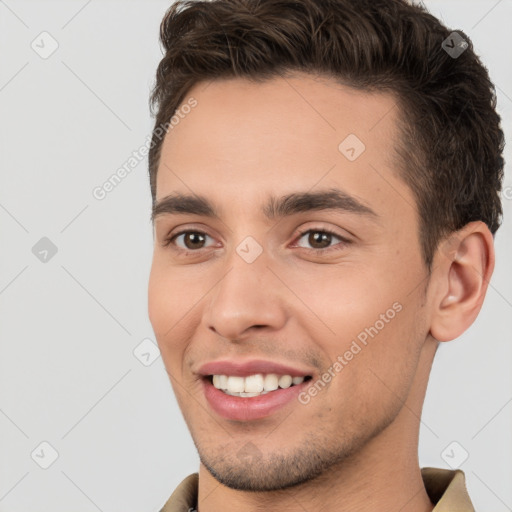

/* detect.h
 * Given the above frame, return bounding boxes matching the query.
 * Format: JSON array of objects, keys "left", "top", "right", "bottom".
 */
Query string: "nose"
[{"left": 204, "top": 251, "right": 287, "bottom": 341}]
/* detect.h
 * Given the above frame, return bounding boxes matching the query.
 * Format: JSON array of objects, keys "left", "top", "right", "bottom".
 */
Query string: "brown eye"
[
  {"left": 181, "top": 232, "right": 207, "bottom": 250},
  {"left": 164, "top": 230, "right": 214, "bottom": 251},
  {"left": 306, "top": 231, "right": 333, "bottom": 249},
  {"left": 294, "top": 228, "right": 349, "bottom": 253}
]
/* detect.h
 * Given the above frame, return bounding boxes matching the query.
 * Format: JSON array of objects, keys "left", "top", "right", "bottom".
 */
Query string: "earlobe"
[{"left": 429, "top": 221, "right": 495, "bottom": 342}]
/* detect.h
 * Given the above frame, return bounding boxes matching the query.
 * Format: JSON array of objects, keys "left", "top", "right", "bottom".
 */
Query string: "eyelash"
[{"left": 162, "top": 227, "right": 350, "bottom": 255}]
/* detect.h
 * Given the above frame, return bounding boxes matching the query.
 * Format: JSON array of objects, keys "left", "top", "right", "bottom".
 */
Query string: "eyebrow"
[{"left": 151, "top": 188, "right": 378, "bottom": 224}]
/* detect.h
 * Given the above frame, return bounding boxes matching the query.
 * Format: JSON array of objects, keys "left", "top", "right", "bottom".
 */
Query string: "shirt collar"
[
  {"left": 160, "top": 467, "right": 475, "bottom": 511},
  {"left": 421, "top": 467, "right": 475, "bottom": 511}
]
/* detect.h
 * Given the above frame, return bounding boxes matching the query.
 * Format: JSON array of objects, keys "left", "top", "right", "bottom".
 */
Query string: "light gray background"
[{"left": 0, "top": 0, "right": 510, "bottom": 511}]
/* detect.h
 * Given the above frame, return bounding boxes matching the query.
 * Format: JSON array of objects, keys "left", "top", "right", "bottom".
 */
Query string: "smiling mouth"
[{"left": 205, "top": 373, "right": 313, "bottom": 397}]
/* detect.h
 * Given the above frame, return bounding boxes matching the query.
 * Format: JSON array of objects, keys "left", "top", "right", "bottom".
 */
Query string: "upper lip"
[{"left": 197, "top": 359, "right": 314, "bottom": 378}]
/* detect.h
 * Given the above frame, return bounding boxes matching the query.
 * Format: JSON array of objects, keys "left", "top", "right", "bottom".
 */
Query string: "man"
[{"left": 146, "top": 0, "right": 505, "bottom": 510}]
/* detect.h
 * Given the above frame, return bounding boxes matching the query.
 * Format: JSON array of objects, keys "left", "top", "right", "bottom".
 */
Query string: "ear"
[{"left": 429, "top": 221, "right": 495, "bottom": 342}]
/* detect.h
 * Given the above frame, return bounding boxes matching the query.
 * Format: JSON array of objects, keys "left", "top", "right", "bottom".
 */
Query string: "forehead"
[{"left": 155, "top": 72, "right": 409, "bottom": 219}]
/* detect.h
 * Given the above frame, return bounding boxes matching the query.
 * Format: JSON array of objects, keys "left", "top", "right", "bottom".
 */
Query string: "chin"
[{"left": 196, "top": 437, "right": 354, "bottom": 492}]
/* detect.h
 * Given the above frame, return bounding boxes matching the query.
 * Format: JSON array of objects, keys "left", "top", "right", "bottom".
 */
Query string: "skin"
[{"left": 148, "top": 71, "right": 494, "bottom": 512}]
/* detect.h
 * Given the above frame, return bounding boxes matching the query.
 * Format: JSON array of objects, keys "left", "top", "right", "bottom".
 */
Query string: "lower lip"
[{"left": 202, "top": 378, "right": 310, "bottom": 421}]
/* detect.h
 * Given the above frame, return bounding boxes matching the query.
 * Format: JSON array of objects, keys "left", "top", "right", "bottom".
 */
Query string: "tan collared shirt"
[{"left": 160, "top": 467, "right": 475, "bottom": 511}]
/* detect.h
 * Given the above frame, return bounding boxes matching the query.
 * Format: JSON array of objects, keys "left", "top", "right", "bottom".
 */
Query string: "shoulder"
[{"left": 159, "top": 473, "right": 198, "bottom": 512}]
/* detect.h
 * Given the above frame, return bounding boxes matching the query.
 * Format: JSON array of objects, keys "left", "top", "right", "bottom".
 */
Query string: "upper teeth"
[{"left": 212, "top": 374, "right": 305, "bottom": 395}]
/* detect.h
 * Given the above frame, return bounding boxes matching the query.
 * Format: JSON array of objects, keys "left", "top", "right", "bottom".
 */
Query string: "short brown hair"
[{"left": 148, "top": 0, "right": 504, "bottom": 268}]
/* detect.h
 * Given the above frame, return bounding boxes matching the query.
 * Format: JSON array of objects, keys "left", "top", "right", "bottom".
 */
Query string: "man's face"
[{"left": 148, "top": 73, "right": 432, "bottom": 490}]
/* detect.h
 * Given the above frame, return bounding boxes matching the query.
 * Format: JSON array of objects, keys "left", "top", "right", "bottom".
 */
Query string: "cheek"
[
  {"left": 312, "top": 303, "right": 423, "bottom": 433},
  {"left": 285, "top": 262, "right": 396, "bottom": 341},
  {"left": 289, "top": 258, "right": 425, "bottom": 382},
  {"left": 148, "top": 257, "right": 196, "bottom": 335},
  {"left": 147, "top": 263, "right": 171, "bottom": 337},
  {"left": 148, "top": 259, "right": 207, "bottom": 375},
  {"left": 147, "top": 261, "right": 189, "bottom": 366}
]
